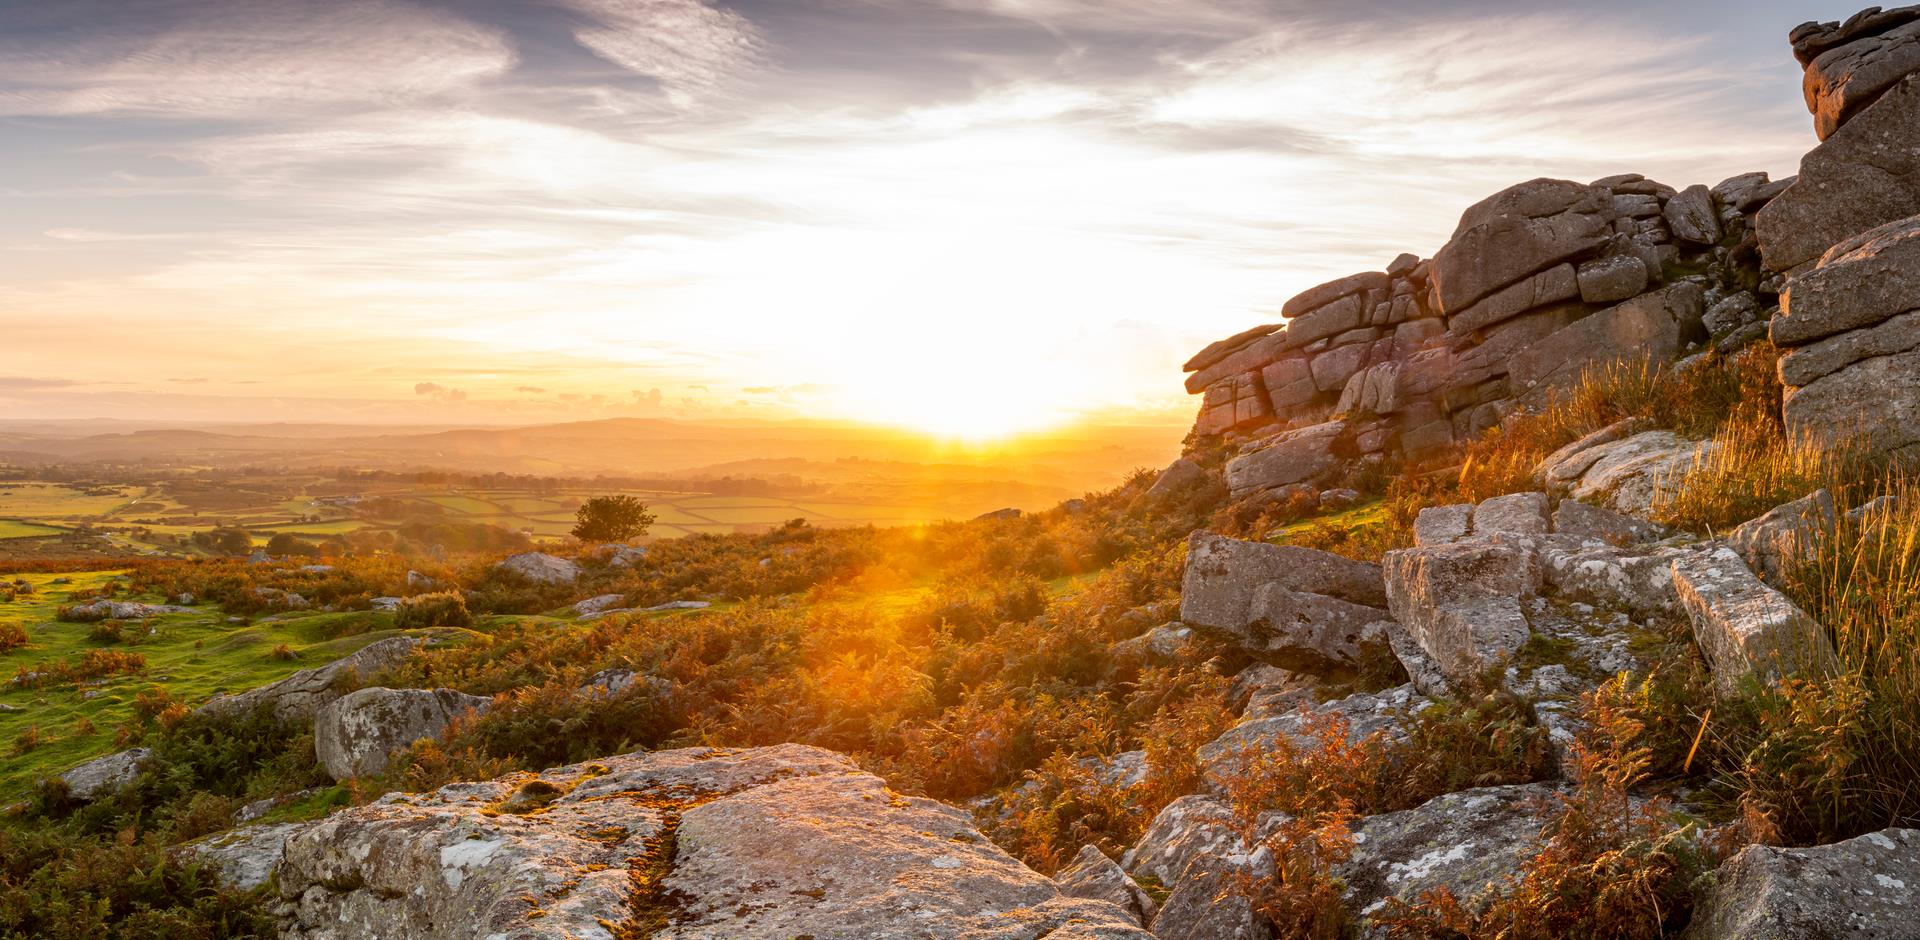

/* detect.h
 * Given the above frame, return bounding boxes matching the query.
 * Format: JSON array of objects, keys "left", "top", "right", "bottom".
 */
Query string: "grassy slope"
[{"left": 0, "top": 571, "right": 414, "bottom": 803}]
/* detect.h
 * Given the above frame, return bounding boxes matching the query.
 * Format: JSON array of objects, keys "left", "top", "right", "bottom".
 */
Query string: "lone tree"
[{"left": 572, "top": 494, "right": 656, "bottom": 543}]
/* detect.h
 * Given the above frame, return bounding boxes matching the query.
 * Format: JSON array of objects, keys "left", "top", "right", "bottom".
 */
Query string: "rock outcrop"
[
  {"left": 1688, "top": 826, "right": 1920, "bottom": 939},
  {"left": 313, "top": 686, "right": 492, "bottom": 780},
  {"left": 1180, "top": 532, "right": 1391, "bottom": 668},
  {"left": 58, "top": 747, "right": 151, "bottom": 801},
  {"left": 1772, "top": 215, "right": 1920, "bottom": 457},
  {"left": 271, "top": 744, "right": 1151, "bottom": 940},
  {"left": 495, "top": 552, "right": 580, "bottom": 586}
]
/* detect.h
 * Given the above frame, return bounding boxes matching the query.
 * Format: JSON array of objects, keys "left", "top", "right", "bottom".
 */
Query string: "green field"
[{"left": 0, "top": 520, "right": 66, "bottom": 540}]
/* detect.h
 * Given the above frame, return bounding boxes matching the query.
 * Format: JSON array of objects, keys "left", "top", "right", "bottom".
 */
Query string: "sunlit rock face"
[{"left": 1180, "top": 169, "right": 1775, "bottom": 500}]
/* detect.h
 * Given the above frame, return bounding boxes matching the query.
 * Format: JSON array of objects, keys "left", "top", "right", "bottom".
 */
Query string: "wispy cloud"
[
  {"left": 552, "top": 0, "right": 765, "bottom": 105},
  {"left": 0, "top": 0, "right": 514, "bottom": 118}
]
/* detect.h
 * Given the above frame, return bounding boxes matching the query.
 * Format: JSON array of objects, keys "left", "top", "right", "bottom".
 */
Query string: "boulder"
[
  {"left": 1109, "top": 623, "right": 1195, "bottom": 663},
  {"left": 1139, "top": 457, "right": 1212, "bottom": 510},
  {"left": 1538, "top": 539, "right": 1687, "bottom": 618},
  {"left": 1663, "top": 184, "right": 1723, "bottom": 245},
  {"left": 278, "top": 744, "right": 1150, "bottom": 940},
  {"left": 1576, "top": 254, "right": 1650, "bottom": 303},
  {"left": 313, "top": 687, "right": 492, "bottom": 781},
  {"left": 1384, "top": 537, "right": 1540, "bottom": 685},
  {"left": 1508, "top": 283, "right": 1705, "bottom": 396},
  {"left": 1472, "top": 492, "right": 1550, "bottom": 538},
  {"left": 607, "top": 544, "right": 649, "bottom": 568},
  {"left": 1759, "top": 75, "right": 1920, "bottom": 273},
  {"left": 1792, "top": 7, "right": 1920, "bottom": 66},
  {"left": 1429, "top": 179, "right": 1613, "bottom": 314},
  {"left": 1335, "top": 361, "right": 1402, "bottom": 416},
  {"left": 1182, "top": 532, "right": 1388, "bottom": 614},
  {"left": 570, "top": 593, "right": 627, "bottom": 617},
  {"left": 64, "top": 599, "right": 192, "bottom": 620},
  {"left": 1197, "top": 684, "right": 1426, "bottom": 784},
  {"left": 1413, "top": 504, "right": 1474, "bottom": 546},
  {"left": 1223, "top": 421, "right": 1346, "bottom": 497},
  {"left": 1551, "top": 499, "right": 1666, "bottom": 545},
  {"left": 1338, "top": 784, "right": 1554, "bottom": 932},
  {"left": 58, "top": 747, "right": 151, "bottom": 802},
  {"left": 1785, "top": 346, "right": 1920, "bottom": 457},
  {"left": 1728, "top": 490, "right": 1837, "bottom": 582},
  {"left": 495, "top": 552, "right": 579, "bottom": 586},
  {"left": 1671, "top": 545, "right": 1835, "bottom": 695},
  {"left": 1447, "top": 263, "right": 1579, "bottom": 334},
  {"left": 1687, "top": 827, "right": 1920, "bottom": 939},
  {"left": 1562, "top": 430, "right": 1716, "bottom": 519},
  {"left": 1535, "top": 417, "right": 1655, "bottom": 487},
  {"left": 186, "top": 823, "right": 303, "bottom": 892},
  {"left": 198, "top": 636, "right": 419, "bottom": 723},
  {"left": 1282, "top": 271, "right": 1388, "bottom": 319},
  {"left": 1804, "top": 17, "right": 1920, "bottom": 140},
  {"left": 1774, "top": 214, "right": 1920, "bottom": 346},
  {"left": 1186, "top": 323, "right": 1281, "bottom": 374},
  {"left": 1778, "top": 308, "right": 1920, "bottom": 386},
  {"left": 1054, "top": 844, "right": 1157, "bottom": 927},
  {"left": 1124, "top": 794, "right": 1283, "bottom": 940}
]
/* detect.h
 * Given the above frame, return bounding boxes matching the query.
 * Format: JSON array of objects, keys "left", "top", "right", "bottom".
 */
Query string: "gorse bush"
[
  {"left": 393, "top": 591, "right": 471, "bottom": 629},
  {"left": 0, "top": 621, "right": 27, "bottom": 653}
]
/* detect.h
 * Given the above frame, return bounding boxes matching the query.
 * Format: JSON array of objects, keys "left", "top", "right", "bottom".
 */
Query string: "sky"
[{"left": 0, "top": 0, "right": 1869, "bottom": 436}]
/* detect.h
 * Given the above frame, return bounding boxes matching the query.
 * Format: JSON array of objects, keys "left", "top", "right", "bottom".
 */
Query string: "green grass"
[
  {"left": 0, "top": 483, "right": 139, "bottom": 519},
  {"left": 0, "top": 570, "right": 422, "bottom": 803},
  {"left": 0, "top": 520, "right": 66, "bottom": 540}
]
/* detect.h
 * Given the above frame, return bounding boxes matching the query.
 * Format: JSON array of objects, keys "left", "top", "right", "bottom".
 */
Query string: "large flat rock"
[{"left": 1688, "top": 827, "right": 1920, "bottom": 939}]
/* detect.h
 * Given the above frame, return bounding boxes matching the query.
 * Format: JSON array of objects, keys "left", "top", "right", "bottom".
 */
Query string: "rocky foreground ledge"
[{"left": 198, "top": 744, "right": 1154, "bottom": 940}]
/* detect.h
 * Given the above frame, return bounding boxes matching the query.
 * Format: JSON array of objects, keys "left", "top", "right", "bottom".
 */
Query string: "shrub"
[
  {"left": 572, "top": 494, "right": 656, "bottom": 543},
  {"left": 86, "top": 621, "right": 126, "bottom": 645},
  {"left": 0, "top": 621, "right": 27, "bottom": 653},
  {"left": 394, "top": 591, "right": 472, "bottom": 629}
]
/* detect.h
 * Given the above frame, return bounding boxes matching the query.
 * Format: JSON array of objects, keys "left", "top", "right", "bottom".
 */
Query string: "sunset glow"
[{"left": 0, "top": 0, "right": 1862, "bottom": 434}]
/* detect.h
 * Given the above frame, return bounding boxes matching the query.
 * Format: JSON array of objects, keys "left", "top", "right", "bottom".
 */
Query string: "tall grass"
[{"left": 1650, "top": 417, "right": 1880, "bottom": 533}]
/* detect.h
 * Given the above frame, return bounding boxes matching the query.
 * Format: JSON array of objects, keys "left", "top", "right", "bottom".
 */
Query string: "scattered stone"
[
  {"left": 1124, "top": 794, "right": 1284, "bottom": 940},
  {"left": 1672, "top": 545, "right": 1836, "bottom": 695},
  {"left": 1728, "top": 489, "right": 1837, "bottom": 582},
  {"left": 1384, "top": 537, "right": 1540, "bottom": 684},
  {"left": 1551, "top": 499, "right": 1666, "bottom": 545},
  {"left": 570, "top": 593, "right": 627, "bottom": 617},
  {"left": 313, "top": 687, "right": 492, "bottom": 781},
  {"left": 494, "top": 552, "right": 580, "bottom": 586},
  {"left": 1054, "top": 844, "right": 1158, "bottom": 927},
  {"left": 1472, "top": 492, "right": 1550, "bottom": 537},
  {"left": 1687, "top": 826, "right": 1920, "bottom": 939},
  {"left": 1198, "top": 684, "right": 1427, "bottom": 784},
  {"left": 1338, "top": 784, "right": 1555, "bottom": 930},
  {"left": 58, "top": 748, "right": 151, "bottom": 802},
  {"left": 185, "top": 823, "right": 303, "bottom": 892}
]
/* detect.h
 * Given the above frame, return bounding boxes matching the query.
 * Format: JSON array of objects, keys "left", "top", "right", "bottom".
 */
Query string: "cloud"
[
  {"left": 0, "top": 0, "right": 515, "bottom": 118},
  {"left": 414, "top": 382, "right": 468, "bottom": 401},
  {"left": 0, "top": 376, "right": 81, "bottom": 390},
  {"left": 551, "top": 0, "right": 765, "bottom": 104},
  {"left": 516, "top": 385, "right": 548, "bottom": 394}
]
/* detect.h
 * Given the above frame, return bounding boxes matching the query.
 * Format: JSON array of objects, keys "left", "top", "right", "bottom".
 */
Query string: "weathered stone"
[
  {"left": 198, "top": 636, "right": 419, "bottom": 723},
  {"left": 1283, "top": 271, "right": 1388, "bottom": 319},
  {"left": 1728, "top": 490, "right": 1837, "bottom": 582},
  {"left": 1779, "top": 308, "right": 1920, "bottom": 385},
  {"left": 1282, "top": 293, "right": 1367, "bottom": 351},
  {"left": 1711, "top": 171, "right": 1772, "bottom": 207},
  {"left": 1759, "top": 75, "right": 1920, "bottom": 273},
  {"left": 278, "top": 745, "right": 1150, "bottom": 940},
  {"left": 1261, "top": 356, "right": 1318, "bottom": 410},
  {"left": 1448, "top": 263, "right": 1580, "bottom": 334},
  {"left": 1199, "top": 684, "right": 1425, "bottom": 785},
  {"left": 1431, "top": 179, "right": 1613, "bottom": 314},
  {"left": 1473, "top": 492, "right": 1550, "bottom": 537},
  {"left": 1188, "top": 333, "right": 1286, "bottom": 393},
  {"left": 1124, "top": 795, "right": 1282, "bottom": 940},
  {"left": 58, "top": 747, "right": 151, "bottom": 802},
  {"left": 1792, "top": 6, "right": 1920, "bottom": 66},
  {"left": 1805, "top": 17, "right": 1920, "bottom": 140},
  {"left": 1310, "top": 339, "right": 1373, "bottom": 392},
  {"left": 313, "top": 687, "right": 492, "bottom": 781},
  {"left": 1775, "top": 214, "right": 1920, "bottom": 346},
  {"left": 1576, "top": 254, "right": 1649, "bottom": 303},
  {"left": 1183, "top": 531, "right": 1387, "bottom": 613},
  {"left": 1239, "top": 583, "right": 1390, "bottom": 667},
  {"left": 1672, "top": 545, "right": 1836, "bottom": 695},
  {"left": 1785, "top": 346, "right": 1920, "bottom": 457},
  {"left": 1535, "top": 417, "right": 1655, "bottom": 487},
  {"left": 1539, "top": 539, "right": 1686, "bottom": 617},
  {"left": 1185, "top": 323, "right": 1281, "bottom": 374},
  {"left": 63, "top": 599, "right": 191, "bottom": 620},
  {"left": 1336, "top": 361, "right": 1403, "bottom": 416},
  {"left": 1509, "top": 283, "right": 1705, "bottom": 395},
  {"left": 1054, "top": 845, "right": 1157, "bottom": 927},
  {"left": 1339, "top": 784, "right": 1554, "bottom": 931},
  {"left": 1384, "top": 537, "right": 1540, "bottom": 683},
  {"left": 1703, "top": 292, "right": 1760, "bottom": 335},
  {"left": 1413, "top": 504, "right": 1474, "bottom": 547},
  {"left": 571, "top": 594, "right": 626, "bottom": 617},
  {"left": 495, "top": 552, "right": 579, "bottom": 586},
  {"left": 1228, "top": 663, "right": 1318, "bottom": 720},
  {"left": 1551, "top": 499, "right": 1666, "bottom": 545},
  {"left": 186, "top": 823, "right": 303, "bottom": 892},
  {"left": 1688, "top": 827, "right": 1920, "bottom": 940},
  {"left": 1611, "top": 193, "right": 1664, "bottom": 218},
  {"left": 1138, "top": 457, "right": 1212, "bottom": 512},
  {"left": 1223, "top": 421, "right": 1346, "bottom": 497},
  {"left": 1664, "top": 184, "right": 1722, "bottom": 245},
  {"left": 1548, "top": 430, "right": 1716, "bottom": 519}
]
